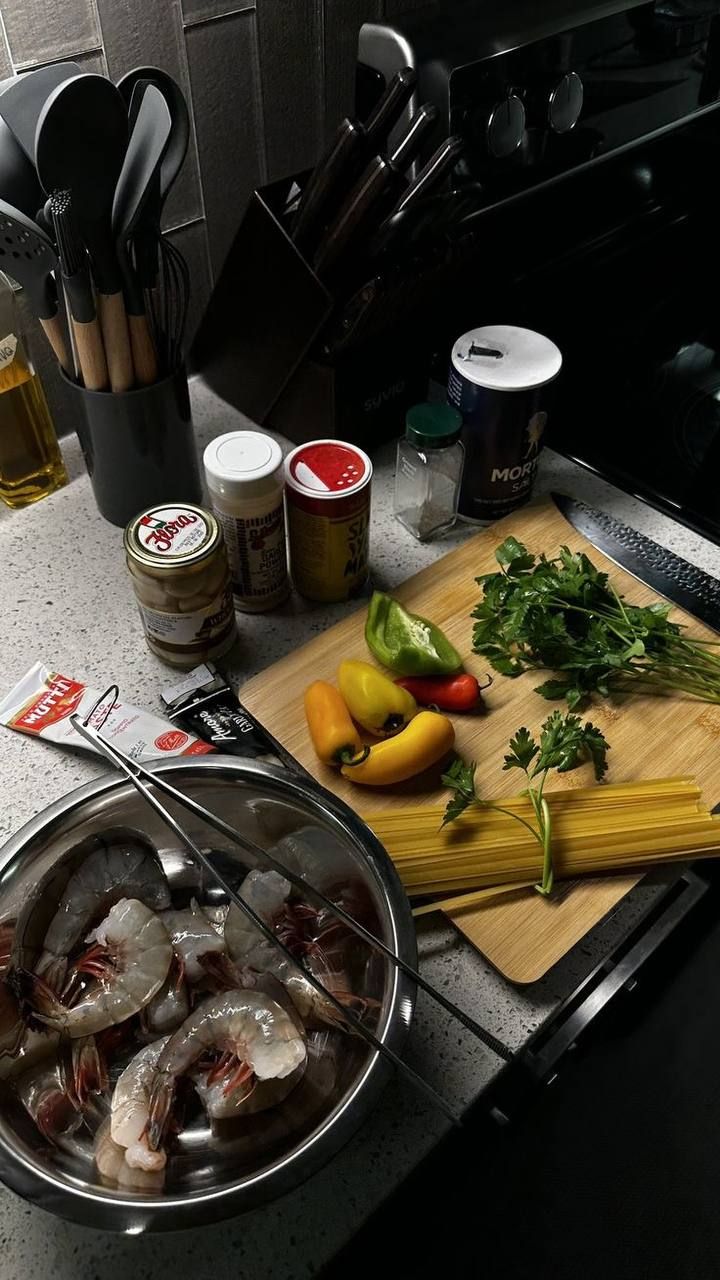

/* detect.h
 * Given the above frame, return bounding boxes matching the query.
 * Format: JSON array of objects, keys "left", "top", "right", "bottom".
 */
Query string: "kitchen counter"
[{"left": 1, "top": 377, "right": 718, "bottom": 1278}]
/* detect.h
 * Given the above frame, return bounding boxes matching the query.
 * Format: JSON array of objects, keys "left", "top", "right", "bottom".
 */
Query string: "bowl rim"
[{"left": 0, "top": 756, "right": 418, "bottom": 1232}]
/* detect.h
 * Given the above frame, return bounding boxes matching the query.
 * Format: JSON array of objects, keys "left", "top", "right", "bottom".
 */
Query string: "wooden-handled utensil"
[
  {"left": 35, "top": 74, "right": 133, "bottom": 393},
  {"left": 112, "top": 85, "right": 173, "bottom": 385},
  {"left": 0, "top": 198, "right": 70, "bottom": 371},
  {"left": 49, "top": 189, "right": 108, "bottom": 391}
]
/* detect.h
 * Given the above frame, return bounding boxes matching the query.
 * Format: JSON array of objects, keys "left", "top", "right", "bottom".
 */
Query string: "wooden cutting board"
[{"left": 241, "top": 497, "right": 720, "bottom": 983}]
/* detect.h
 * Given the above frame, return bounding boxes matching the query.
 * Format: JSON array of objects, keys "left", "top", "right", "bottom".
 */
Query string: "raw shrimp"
[
  {"left": 95, "top": 1120, "right": 165, "bottom": 1192},
  {"left": 15, "top": 1032, "right": 107, "bottom": 1141},
  {"left": 146, "top": 989, "right": 306, "bottom": 1151},
  {"left": 223, "top": 869, "right": 291, "bottom": 962},
  {"left": 15, "top": 898, "right": 173, "bottom": 1038},
  {"left": 111, "top": 1037, "right": 169, "bottom": 1171},
  {"left": 160, "top": 900, "right": 227, "bottom": 983},
  {"left": 141, "top": 963, "right": 190, "bottom": 1038},
  {"left": 204, "top": 944, "right": 368, "bottom": 1032},
  {"left": 36, "top": 833, "right": 171, "bottom": 991},
  {"left": 15, "top": 1059, "right": 82, "bottom": 1142},
  {"left": 191, "top": 1059, "right": 305, "bottom": 1120}
]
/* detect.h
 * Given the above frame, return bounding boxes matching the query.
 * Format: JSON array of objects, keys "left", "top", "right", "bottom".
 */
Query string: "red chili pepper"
[{"left": 394, "top": 673, "right": 489, "bottom": 712}]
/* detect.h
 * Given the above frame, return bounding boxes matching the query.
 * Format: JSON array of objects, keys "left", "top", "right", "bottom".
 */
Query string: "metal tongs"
[{"left": 71, "top": 698, "right": 511, "bottom": 1126}]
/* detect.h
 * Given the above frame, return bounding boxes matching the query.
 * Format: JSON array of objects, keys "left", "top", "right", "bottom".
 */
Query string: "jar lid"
[
  {"left": 284, "top": 439, "right": 372, "bottom": 498},
  {"left": 203, "top": 431, "right": 283, "bottom": 499},
  {"left": 405, "top": 403, "right": 462, "bottom": 448},
  {"left": 124, "top": 503, "right": 221, "bottom": 570},
  {"left": 450, "top": 325, "right": 562, "bottom": 391}
]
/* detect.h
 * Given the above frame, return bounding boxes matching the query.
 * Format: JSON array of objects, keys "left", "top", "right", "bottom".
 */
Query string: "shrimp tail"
[
  {"left": 72, "top": 1036, "right": 108, "bottom": 1106},
  {"left": 198, "top": 952, "right": 244, "bottom": 991},
  {"left": 38, "top": 955, "right": 68, "bottom": 995},
  {"left": 146, "top": 1077, "right": 176, "bottom": 1153},
  {"left": 7, "top": 968, "right": 65, "bottom": 1032}
]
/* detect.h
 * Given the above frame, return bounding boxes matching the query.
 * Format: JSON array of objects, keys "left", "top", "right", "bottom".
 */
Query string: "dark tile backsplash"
[{"left": 0, "top": 0, "right": 426, "bottom": 433}]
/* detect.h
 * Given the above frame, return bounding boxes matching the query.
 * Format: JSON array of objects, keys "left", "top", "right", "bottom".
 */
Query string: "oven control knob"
[
  {"left": 543, "top": 71, "right": 584, "bottom": 134},
  {"left": 472, "top": 92, "right": 526, "bottom": 159}
]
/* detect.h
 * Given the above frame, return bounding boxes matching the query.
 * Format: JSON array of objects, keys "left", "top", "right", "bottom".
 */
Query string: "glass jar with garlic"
[{"left": 124, "top": 503, "right": 238, "bottom": 668}]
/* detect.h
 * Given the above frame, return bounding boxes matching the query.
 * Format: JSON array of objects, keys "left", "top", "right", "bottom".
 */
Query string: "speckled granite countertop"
[{"left": 1, "top": 377, "right": 718, "bottom": 1279}]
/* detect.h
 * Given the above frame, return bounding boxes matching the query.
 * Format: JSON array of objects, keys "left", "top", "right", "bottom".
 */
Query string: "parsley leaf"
[
  {"left": 441, "top": 757, "right": 478, "bottom": 826},
  {"left": 443, "top": 711, "right": 611, "bottom": 896},
  {"left": 472, "top": 538, "right": 720, "bottom": 707}
]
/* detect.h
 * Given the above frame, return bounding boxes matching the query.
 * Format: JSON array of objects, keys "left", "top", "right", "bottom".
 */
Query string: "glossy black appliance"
[{"left": 359, "top": 0, "right": 720, "bottom": 540}]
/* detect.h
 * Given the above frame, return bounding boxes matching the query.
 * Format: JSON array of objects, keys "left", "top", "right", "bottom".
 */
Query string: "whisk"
[
  {"left": 143, "top": 230, "right": 190, "bottom": 375},
  {"left": 70, "top": 691, "right": 512, "bottom": 1127}
]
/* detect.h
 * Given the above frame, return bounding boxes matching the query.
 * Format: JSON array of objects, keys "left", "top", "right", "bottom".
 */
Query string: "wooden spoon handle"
[
  {"left": 97, "top": 291, "right": 134, "bottom": 393},
  {"left": 128, "top": 312, "right": 159, "bottom": 386},
  {"left": 71, "top": 316, "right": 109, "bottom": 392},
  {"left": 39, "top": 314, "right": 71, "bottom": 374}
]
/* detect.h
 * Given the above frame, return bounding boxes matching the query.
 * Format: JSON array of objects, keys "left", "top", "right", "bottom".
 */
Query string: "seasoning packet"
[
  {"left": 0, "top": 662, "right": 214, "bottom": 761},
  {"left": 160, "top": 663, "right": 309, "bottom": 777}
]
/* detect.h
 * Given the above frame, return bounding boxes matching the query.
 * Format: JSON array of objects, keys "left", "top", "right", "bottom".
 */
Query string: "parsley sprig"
[
  {"left": 442, "top": 710, "right": 609, "bottom": 895},
  {"left": 472, "top": 537, "right": 720, "bottom": 710}
]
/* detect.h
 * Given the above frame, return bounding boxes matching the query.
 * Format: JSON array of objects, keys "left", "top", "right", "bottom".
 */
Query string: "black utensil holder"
[{"left": 65, "top": 367, "right": 202, "bottom": 527}]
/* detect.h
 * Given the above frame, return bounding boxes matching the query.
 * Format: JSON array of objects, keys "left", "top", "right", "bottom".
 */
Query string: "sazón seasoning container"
[
  {"left": 124, "top": 503, "right": 237, "bottom": 669},
  {"left": 284, "top": 440, "right": 372, "bottom": 602}
]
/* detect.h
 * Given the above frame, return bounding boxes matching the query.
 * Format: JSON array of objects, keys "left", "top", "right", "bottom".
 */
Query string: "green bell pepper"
[{"left": 365, "top": 591, "right": 463, "bottom": 676}]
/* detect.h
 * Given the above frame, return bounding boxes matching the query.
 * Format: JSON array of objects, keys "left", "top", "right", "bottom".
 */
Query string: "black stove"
[{"left": 359, "top": 0, "right": 720, "bottom": 542}]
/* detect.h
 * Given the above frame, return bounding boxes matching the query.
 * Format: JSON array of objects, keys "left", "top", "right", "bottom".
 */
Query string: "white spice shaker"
[{"left": 203, "top": 431, "right": 289, "bottom": 612}]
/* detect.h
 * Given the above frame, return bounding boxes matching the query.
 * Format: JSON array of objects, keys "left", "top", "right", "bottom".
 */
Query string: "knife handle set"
[{"left": 192, "top": 69, "right": 504, "bottom": 447}]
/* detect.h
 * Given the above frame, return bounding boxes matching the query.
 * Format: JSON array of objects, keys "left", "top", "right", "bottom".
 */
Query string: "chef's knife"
[
  {"left": 553, "top": 493, "right": 720, "bottom": 631},
  {"left": 291, "top": 67, "right": 416, "bottom": 254},
  {"left": 313, "top": 103, "right": 439, "bottom": 280}
]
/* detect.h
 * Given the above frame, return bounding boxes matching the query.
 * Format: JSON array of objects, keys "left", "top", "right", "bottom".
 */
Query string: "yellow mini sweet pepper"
[
  {"left": 338, "top": 659, "right": 417, "bottom": 737},
  {"left": 340, "top": 710, "right": 455, "bottom": 786}
]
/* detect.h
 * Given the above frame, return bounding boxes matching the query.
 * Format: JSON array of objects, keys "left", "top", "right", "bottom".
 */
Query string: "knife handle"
[
  {"left": 363, "top": 66, "right": 417, "bottom": 153},
  {"left": 292, "top": 117, "right": 365, "bottom": 254},
  {"left": 389, "top": 103, "right": 439, "bottom": 173},
  {"left": 392, "top": 135, "right": 464, "bottom": 216},
  {"left": 313, "top": 157, "right": 392, "bottom": 280},
  {"left": 368, "top": 136, "right": 465, "bottom": 259}
]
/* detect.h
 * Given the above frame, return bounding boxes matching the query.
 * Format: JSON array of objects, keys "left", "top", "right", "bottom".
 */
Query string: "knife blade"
[{"left": 553, "top": 493, "right": 720, "bottom": 631}]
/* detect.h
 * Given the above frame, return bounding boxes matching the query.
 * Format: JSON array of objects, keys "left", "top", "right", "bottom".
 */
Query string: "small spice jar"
[
  {"left": 203, "top": 430, "right": 289, "bottom": 613},
  {"left": 394, "top": 403, "right": 464, "bottom": 541},
  {"left": 285, "top": 440, "right": 372, "bottom": 602},
  {"left": 124, "top": 503, "right": 238, "bottom": 669}
]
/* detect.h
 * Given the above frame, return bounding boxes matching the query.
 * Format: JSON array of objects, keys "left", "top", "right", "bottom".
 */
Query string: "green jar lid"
[{"left": 405, "top": 402, "right": 463, "bottom": 449}]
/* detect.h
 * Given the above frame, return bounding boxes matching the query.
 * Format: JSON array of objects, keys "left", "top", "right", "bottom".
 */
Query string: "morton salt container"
[
  {"left": 448, "top": 324, "right": 562, "bottom": 523},
  {"left": 284, "top": 439, "right": 372, "bottom": 602}
]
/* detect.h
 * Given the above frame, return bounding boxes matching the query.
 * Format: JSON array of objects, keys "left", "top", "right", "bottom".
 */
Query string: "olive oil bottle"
[{"left": 0, "top": 274, "right": 67, "bottom": 509}]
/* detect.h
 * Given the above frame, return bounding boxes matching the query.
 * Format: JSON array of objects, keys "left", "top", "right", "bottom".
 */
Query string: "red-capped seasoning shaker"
[{"left": 284, "top": 439, "right": 372, "bottom": 602}]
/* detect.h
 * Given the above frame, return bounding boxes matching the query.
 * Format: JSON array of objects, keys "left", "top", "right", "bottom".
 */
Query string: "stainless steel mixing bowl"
[{"left": 0, "top": 757, "right": 416, "bottom": 1231}]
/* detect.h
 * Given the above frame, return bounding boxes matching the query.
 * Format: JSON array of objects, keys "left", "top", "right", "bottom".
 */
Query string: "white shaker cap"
[
  {"left": 451, "top": 325, "right": 562, "bottom": 392},
  {"left": 203, "top": 431, "right": 283, "bottom": 500}
]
